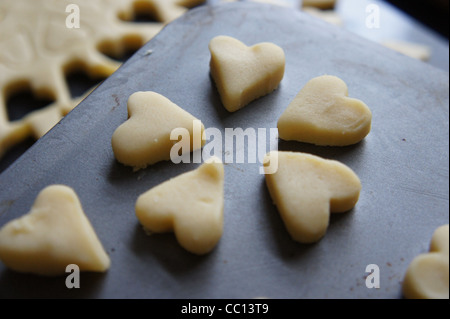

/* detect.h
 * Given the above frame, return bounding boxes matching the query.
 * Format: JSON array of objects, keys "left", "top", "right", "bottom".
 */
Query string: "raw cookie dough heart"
[
  {"left": 263, "top": 151, "right": 361, "bottom": 243},
  {"left": 209, "top": 35, "right": 285, "bottom": 112},
  {"left": 403, "top": 224, "right": 449, "bottom": 299},
  {"left": 278, "top": 75, "right": 372, "bottom": 146},
  {"left": 0, "top": 185, "right": 110, "bottom": 276},
  {"left": 135, "top": 158, "right": 224, "bottom": 255},
  {"left": 111, "top": 91, "right": 205, "bottom": 170}
]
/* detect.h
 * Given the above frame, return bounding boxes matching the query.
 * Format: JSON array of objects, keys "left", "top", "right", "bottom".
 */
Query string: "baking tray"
[{"left": 0, "top": 2, "right": 448, "bottom": 299}]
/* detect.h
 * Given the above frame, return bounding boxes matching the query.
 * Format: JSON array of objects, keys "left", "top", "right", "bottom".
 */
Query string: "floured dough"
[
  {"left": 135, "top": 157, "right": 224, "bottom": 255},
  {"left": 403, "top": 224, "right": 449, "bottom": 299},
  {"left": 111, "top": 91, "right": 205, "bottom": 170},
  {"left": 263, "top": 151, "right": 361, "bottom": 243},
  {"left": 0, "top": 0, "right": 204, "bottom": 158},
  {"left": 209, "top": 35, "right": 285, "bottom": 112},
  {"left": 278, "top": 75, "right": 372, "bottom": 146},
  {"left": 0, "top": 185, "right": 110, "bottom": 276}
]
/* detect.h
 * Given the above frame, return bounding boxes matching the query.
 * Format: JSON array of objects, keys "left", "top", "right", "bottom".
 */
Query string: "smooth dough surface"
[
  {"left": 111, "top": 91, "right": 205, "bottom": 170},
  {"left": 209, "top": 35, "right": 285, "bottom": 112},
  {"left": 278, "top": 75, "right": 372, "bottom": 146},
  {"left": 135, "top": 158, "right": 224, "bottom": 255},
  {"left": 0, "top": 185, "right": 110, "bottom": 276},
  {"left": 403, "top": 224, "right": 449, "bottom": 299},
  {"left": 264, "top": 151, "right": 361, "bottom": 243},
  {"left": 402, "top": 253, "right": 449, "bottom": 299}
]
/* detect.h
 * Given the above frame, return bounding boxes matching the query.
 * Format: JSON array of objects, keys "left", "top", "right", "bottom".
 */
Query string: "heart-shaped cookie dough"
[
  {"left": 111, "top": 91, "right": 205, "bottom": 170},
  {"left": 209, "top": 35, "right": 285, "bottom": 112},
  {"left": 0, "top": 185, "right": 110, "bottom": 276},
  {"left": 264, "top": 151, "right": 361, "bottom": 243},
  {"left": 403, "top": 224, "right": 449, "bottom": 299},
  {"left": 135, "top": 157, "right": 224, "bottom": 255},
  {"left": 278, "top": 75, "right": 372, "bottom": 146}
]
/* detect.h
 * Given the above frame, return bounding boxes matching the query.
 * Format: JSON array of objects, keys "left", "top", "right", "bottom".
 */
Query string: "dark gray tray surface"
[{"left": 0, "top": 2, "right": 448, "bottom": 299}]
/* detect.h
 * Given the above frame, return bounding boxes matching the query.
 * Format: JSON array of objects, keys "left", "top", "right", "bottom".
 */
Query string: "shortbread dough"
[
  {"left": 0, "top": 0, "right": 204, "bottom": 158},
  {"left": 0, "top": 185, "right": 110, "bottom": 276},
  {"left": 302, "top": 0, "right": 336, "bottom": 9},
  {"left": 382, "top": 40, "right": 431, "bottom": 61},
  {"left": 278, "top": 75, "right": 372, "bottom": 146},
  {"left": 209, "top": 35, "right": 285, "bottom": 112},
  {"left": 264, "top": 151, "right": 361, "bottom": 243},
  {"left": 111, "top": 91, "right": 205, "bottom": 169},
  {"left": 135, "top": 157, "right": 224, "bottom": 255},
  {"left": 403, "top": 224, "right": 449, "bottom": 299}
]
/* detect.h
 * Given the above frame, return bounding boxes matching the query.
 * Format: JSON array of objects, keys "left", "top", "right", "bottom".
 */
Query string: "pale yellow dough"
[
  {"left": 382, "top": 40, "right": 431, "bottom": 61},
  {"left": 264, "top": 151, "right": 361, "bottom": 243},
  {"left": 135, "top": 158, "right": 224, "bottom": 255},
  {"left": 430, "top": 224, "right": 449, "bottom": 255},
  {"left": 209, "top": 35, "right": 285, "bottom": 112},
  {"left": 0, "top": 0, "right": 205, "bottom": 158},
  {"left": 0, "top": 185, "right": 110, "bottom": 276},
  {"left": 111, "top": 91, "right": 205, "bottom": 170},
  {"left": 278, "top": 75, "right": 372, "bottom": 146},
  {"left": 403, "top": 224, "right": 449, "bottom": 299}
]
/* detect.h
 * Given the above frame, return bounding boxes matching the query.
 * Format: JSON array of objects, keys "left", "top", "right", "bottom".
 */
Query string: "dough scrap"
[
  {"left": 135, "top": 157, "right": 224, "bottom": 255},
  {"left": 403, "top": 224, "right": 449, "bottom": 299},
  {"left": 111, "top": 91, "right": 205, "bottom": 170},
  {"left": 209, "top": 35, "right": 285, "bottom": 112},
  {"left": 0, "top": 0, "right": 204, "bottom": 158},
  {"left": 0, "top": 185, "right": 110, "bottom": 276},
  {"left": 264, "top": 151, "right": 361, "bottom": 243},
  {"left": 278, "top": 75, "right": 372, "bottom": 146},
  {"left": 381, "top": 40, "right": 431, "bottom": 61},
  {"left": 302, "top": 0, "right": 336, "bottom": 9}
]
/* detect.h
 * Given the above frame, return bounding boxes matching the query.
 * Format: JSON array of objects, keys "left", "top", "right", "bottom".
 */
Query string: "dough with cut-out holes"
[
  {"left": 136, "top": 157, "right": 224, "bottom": 255},
  {"left": 0, "top": 0, "right": 204, "bottom": 158},
  {"left": 263, "top": 151, "right": 361, "bottom": 243},
  {"left": 209, "top": 35, "right": 285, "bottom": 112},
  {"left": 278, "top": 75, "right": 372, "bottom": 146},
  {"left": 403, "top": 225, "right": 449, "bottom": 299},
  {"left": 0, "top": 185, "right": 110, "bottom": 276},
  {"left": 111, "top": 91, "right": 205, "bottom": 170}
]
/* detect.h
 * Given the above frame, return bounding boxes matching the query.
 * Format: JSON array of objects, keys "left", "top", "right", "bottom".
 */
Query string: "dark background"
[{"left": 386, "top": 0, "right": 449, "bottom": 38}]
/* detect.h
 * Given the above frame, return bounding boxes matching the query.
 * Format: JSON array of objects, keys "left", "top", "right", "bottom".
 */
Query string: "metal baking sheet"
[{"left": 0, "top": 2, "right": 448, "bottom": 299}]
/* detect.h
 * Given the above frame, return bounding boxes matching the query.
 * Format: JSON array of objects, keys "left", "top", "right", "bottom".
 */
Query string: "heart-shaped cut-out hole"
[
  {"left": 209, "top": 35, "right": 285, "bottom": 112},
  {"left": 278, "top": 75, "right": 372, "bottom": 146},
  {"left": 264, "top": 151, "right": 361, "bottom": 243},
  {"left": 111, "top": 91, "right": 205, "bottom": 170},
  {"left": 135, "top": 157, "right": 224, "bottom": 255},
  {"left": 0, "top": 185, "right": 110, "bottom": 276}
]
